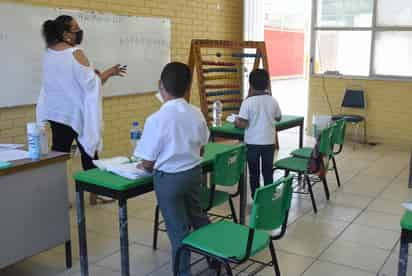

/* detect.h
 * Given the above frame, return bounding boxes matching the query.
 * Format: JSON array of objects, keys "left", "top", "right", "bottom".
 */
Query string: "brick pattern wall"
[
  {"left": 308, "top": 76, "right": 412, "bottom": 145},
  {"left": 0, "top": 0, "right": 243, "bottom": 157}
]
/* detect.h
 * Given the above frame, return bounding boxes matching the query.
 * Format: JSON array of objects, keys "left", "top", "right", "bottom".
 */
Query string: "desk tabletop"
[
  {"left": 74, "top": 142, "right": 243, "bottom": 191},
  {"left": 0, "top": 151, "right": 70, "bottom": 177},
  {"left": 210, "top": 114, "right": 304, "bottom": 136}
]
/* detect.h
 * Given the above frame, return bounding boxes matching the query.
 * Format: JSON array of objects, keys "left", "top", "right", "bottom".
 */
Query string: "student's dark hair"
[
  {"left": 160, "top": 62, "right": 192, "bottom": 98},
  {"left": 42, "top": 15, "right": 73, "bottom": 47},
  {"left": 249, "top": 69, "right": 269, "bottom": 91}
]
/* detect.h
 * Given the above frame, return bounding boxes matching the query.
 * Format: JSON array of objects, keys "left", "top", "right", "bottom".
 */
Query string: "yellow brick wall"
[
  {"left": 0, "top": 0, "right": 243, "bottom": 157},
  {"left": 308, "top": 76, "right": 412, "bottom": 145}
]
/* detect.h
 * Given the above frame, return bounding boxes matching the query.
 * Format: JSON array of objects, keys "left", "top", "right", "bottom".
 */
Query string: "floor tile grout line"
[
  {"left": 300, "top": 151, "right": 398, "bottom": 275},
  {"left": 377, "top": 236, "right": 402, "bottom": 275}
]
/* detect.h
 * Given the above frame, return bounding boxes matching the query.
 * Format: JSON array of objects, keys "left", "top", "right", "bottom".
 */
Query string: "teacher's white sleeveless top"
[{"left": 36, "top": 47, "right": 102, "bottom": 156}]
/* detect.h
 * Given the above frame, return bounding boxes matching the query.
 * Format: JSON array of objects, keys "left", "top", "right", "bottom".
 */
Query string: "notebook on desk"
[{"left": 93, "top": 157, "right": 152, "bottom": 180}]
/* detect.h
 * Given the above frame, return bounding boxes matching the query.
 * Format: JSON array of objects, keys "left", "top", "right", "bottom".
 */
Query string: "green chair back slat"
[
  {"left": 249, "top": 176, "right": 293, "bottom": 231},
  {"left": 318, "top": 125, "right": 335, "bottom": 156},
  {"left": 213, "top": 144, "right": 246, "bottom": 187},
  {"left": 332, "top": 119, "right": 346, "bottom": 146}
]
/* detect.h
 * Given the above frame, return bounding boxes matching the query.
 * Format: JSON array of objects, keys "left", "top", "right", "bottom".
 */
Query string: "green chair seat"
[
  {"left": 182, "top": 220, "right": 270, "bottom": 260},
  {"left": 290, "top": 147, "right": 312, "bottom": 159},
  {"left": 401, "top": 211, "right": 412, "bottom": 230},
  {"left": 200, "top": 186, "right": 230, "bottom": 210},
  {"left": 274, "top": 157, "right": 308, "bottom": 173}
]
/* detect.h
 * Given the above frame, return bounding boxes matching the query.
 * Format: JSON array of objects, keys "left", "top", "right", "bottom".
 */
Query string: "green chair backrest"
[
  {"left": 318, "top": 125, "right": 335, "bottom": 157},
  {"left": 213, "top": 144, "right": 246, "bottom": 187},
  {"left": 249, "top": 176, "right": 293, "bottom": 231},
  {"left": 332, "top": 119, "right": 346, "bottom": 146}
]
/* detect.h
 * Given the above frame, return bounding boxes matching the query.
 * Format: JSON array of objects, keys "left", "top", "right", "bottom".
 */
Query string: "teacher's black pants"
[{"left": 49, "top": 121, "right": 98, "bottom": 170}]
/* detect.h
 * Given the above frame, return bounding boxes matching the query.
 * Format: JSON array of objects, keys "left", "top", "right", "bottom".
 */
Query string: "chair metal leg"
[
  {"left": 228, "top": 197, "right": 238, "bottom": 223},
  {"left": 152, "top": 205, "right": 160, "bottom": 250},
  {"left": 269, "top": 241, "right": 281, "bottom": 276},
  {"left": 305, "top": 175, "right": 317, "bottom": 213},
  {"left": 223, "top": 262, "right": 233, "bottom": 276},
  {"left": 332, "top": 156, "right": 341, "bottom": 187},
  {"left": 65, "top": 240, "right": 72, "bottom": 269},
  {"left": 321, "top": 176, "right": 330, "bottom": 200},
  {"left": 363, "top": 120, "right": 367, "bottom": 144},
  {"left": 398, "top": 232, "right": 409, "bottom": 276}
]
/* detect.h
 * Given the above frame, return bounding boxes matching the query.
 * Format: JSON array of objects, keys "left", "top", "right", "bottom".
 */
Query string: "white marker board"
[{"left": 0, "top": 3, "right": 170, "bottom": 108}]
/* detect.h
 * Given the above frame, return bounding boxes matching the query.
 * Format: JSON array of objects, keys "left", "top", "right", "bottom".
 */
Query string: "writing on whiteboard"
[
  {"left": 120, "top": 34, "right": 168, "bottom": 47},
  {"left": 75, "top": 13, "right": 122, "bottom": 24}
]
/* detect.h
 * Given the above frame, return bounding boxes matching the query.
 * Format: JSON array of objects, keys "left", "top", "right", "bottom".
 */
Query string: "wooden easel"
[{"left": 186, "top": 39, "right": 279, "bottom": 146}]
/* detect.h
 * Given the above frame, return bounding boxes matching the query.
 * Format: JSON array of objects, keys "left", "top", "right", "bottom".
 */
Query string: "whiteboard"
[{"left": 0, "top": 3, "right": 170, "bottom": 108}]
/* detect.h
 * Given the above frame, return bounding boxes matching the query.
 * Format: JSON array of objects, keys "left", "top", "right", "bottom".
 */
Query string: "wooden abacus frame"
[{"left": 186, "top": 39, "right": 272, "bottom": 122}]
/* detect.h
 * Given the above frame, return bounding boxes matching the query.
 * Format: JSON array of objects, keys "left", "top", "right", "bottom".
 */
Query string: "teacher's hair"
[{"left": 42, "top": 15, "right": 73, "bottom": 47}]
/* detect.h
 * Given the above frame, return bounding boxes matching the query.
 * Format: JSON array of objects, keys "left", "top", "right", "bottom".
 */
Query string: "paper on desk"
[
  {"left": 93, "top": 157, "right": 152, "bottom": 180},
  {"left": 0, "top": 149, "right": 29, "bottom": 161},
  {"left": 403, "top": 202, "right": 412, "bottom": 212},
  {"left": 106, "top": 162, "right": 152, "bottom": 180},
  {"left": 93, "top": 156, "right": 130, "bottom": 171},
  {"left": 226, "top": 113, "right": 239, "bottom": 123},
  {"left": 0, "top": 144, "right": 24, "bottom": 151}
]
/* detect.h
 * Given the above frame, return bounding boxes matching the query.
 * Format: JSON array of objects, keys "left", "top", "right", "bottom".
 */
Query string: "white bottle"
[
  {"left": 130, "top": 121, "right": 142, "bottom": 149},
  {"left": 27, "top": 122, "right": 41, "bottom": 160},
  {"left": 213, "top": 100, "right": 223, "bottom": 127},
  {"left": 38, "top": 122, "right": 49, "bottom": 155}
]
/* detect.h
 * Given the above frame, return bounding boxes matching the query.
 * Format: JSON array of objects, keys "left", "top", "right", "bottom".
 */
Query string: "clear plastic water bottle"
[
  {"left": 38, "top": 122, "right": 49, "bottom": 155},
  {"left": 213, "top": 100, "right": 223, "bottom": 127},
  {"left": 27, "top": 122, "right": 41, "bottom": 160},
  {"left": 130, "top": 121, "right": 142, "bottom": 149}
]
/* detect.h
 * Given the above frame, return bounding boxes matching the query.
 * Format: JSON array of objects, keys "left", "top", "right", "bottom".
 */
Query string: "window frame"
[{"left": 310, "top": 0, "right": 412, "bottom": 81}]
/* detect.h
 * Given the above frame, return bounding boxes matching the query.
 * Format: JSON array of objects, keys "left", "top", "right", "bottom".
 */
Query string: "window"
[{"left": 312, "top": 0, "right": 412, "bottom": 79}]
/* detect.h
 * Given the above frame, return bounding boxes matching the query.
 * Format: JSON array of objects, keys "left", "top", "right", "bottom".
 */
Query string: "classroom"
[{"left": 0, "top": 0, "right": 412, "bottom": 275}]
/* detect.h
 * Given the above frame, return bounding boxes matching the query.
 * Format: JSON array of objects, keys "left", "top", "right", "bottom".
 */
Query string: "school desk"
[
  {"left": 0, "top": 151, "right": 72, "bottom": 270},
  {"left": 210, "top": 114, "right": 305, "bottom": 148},
  {"left": 73, "top": 142, "right": 246, "bottom": 276}
]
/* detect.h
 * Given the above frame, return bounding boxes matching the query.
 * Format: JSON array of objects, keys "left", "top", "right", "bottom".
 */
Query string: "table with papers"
[{"left": 73, "top": 142, "right": 246, "bottom": 276}]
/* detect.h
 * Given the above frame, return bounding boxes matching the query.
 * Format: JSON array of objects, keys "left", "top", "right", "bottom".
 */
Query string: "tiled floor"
[{"left": 1, "top": 130, "right": 411, "bottom": 275}]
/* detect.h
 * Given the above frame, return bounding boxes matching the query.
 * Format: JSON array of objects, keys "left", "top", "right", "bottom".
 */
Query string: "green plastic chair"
[
  {"left": 152, "top": 144, "right": 246, "bottom": 250},
  {"left": 291, "top": 119, "right": 346, "bottom": 187},
  {"left": 174, "top": 176, "right": 293, "bottom": 276},
  {"left": 398, "top": 211, "right": 412, "bottom": 276},
  {"left": 273, "top": 125, "right": 335, "bottom": 213},
  {"left": 200, "top": 144, "right": 246, "bottom": 220}
]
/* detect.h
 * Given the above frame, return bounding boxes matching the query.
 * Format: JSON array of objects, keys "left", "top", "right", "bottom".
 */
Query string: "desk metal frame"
[{"left": 75, "top": 162, "right": 246, "bottom": 276}]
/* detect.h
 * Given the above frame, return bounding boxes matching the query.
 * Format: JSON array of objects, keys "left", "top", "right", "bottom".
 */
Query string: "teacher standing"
[{"left": 36, "top": 15, "right": 126, "bottom": 205}]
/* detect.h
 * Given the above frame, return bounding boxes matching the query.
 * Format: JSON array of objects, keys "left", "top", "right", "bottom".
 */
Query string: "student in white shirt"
[
  {"left": 235, "top": 69, "right": 282, "bottom": 198},
  {"left": 135, "top": 62, "right": 210, "bottom": 276},
  {"left": 37, "top": 15, "right": 126, "bottom": 205}
]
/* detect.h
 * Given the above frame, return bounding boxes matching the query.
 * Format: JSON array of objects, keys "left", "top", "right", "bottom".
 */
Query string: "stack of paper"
[
  {"left": 0, "top": 149, "right": 29, "bottom": 162},
  {"left": 0, "top": 144, "right": 24, "bottom": 150},
  {"left": 93, "top": 157, "right": 130, "bottom": 171},
  {"left": 93, "top": 157, "right": 151, "bottom": 180},
  {"left": 402, "top": 202, "right": 412, "bottom": 212},
  {"left": 226, "top": 113, "right": 239, "bottom": 123}
]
